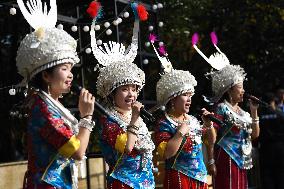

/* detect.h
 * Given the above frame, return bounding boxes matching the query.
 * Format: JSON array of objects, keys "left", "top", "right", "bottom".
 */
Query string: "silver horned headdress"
[
  {"left": 16, "top": 0, "right": 79, "bottom": 85},
  {"left": 90, "top": 3, "right": 145, "bottom": 98},
  {"left": 192, "top": 32, "right": 246, "bottom": 102},
  {"left": 149, "top": 34, "right": 197, "bottom": 105}
]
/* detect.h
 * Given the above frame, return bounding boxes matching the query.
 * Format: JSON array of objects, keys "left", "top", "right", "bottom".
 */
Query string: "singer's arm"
[
  {"left": 204, "top": 127, "right": 217, "bottom": 176},
  {"left": 250, "top": 101, "right": 260, "bottom": 140},
  {"left": 155, "top": 121, "right": 189, "bottom": 160},
  {"left": 163, "top": 123, "right": 187, "bottom": 159},
  {"left": 202, "top": 111, "right": 217, "bottom": 176},
  {"left": 72, "top": 89, "right": 95, "bottom": 160}
]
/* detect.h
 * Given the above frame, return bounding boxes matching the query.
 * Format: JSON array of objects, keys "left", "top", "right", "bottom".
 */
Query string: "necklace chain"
[
  {"left": 167, "top": 113, "right": 189, "bottom": 124},
  {"left": 112, "top": 107, "right": 132, "bottom": 123}
]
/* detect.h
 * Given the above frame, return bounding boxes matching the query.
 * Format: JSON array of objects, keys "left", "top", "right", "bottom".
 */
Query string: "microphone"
[
  {"left": 70, "top": 84, "right": 109, "bottom": 116},
  {"left": 197, "top": 109, "right": 225, "bottom": 126},
  {"left": 140, "top": 107, "right": 156, "bottom": 122},
  {"left": 243, "top": 93, "right": 269, "bottom": 107},
  {"left": 71, "top": 84, "right": 156, "bottom": 122},
  {"left": 244, "top": 93, "right": 284, "bottom": 119}
]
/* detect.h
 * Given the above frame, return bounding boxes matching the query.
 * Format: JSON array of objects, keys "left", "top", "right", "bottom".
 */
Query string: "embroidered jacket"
[
  {"left": 214, "top": 101, "right": 253, "bottom": 169},
  {"left": 155, "top": 114, "right": 208, "bottom": 183},
  {"left": 26, "top": 92, "right": 80, "bottom": 189},
  {"left": 99, "top": 110, "right": 155, "bottom": 189}
]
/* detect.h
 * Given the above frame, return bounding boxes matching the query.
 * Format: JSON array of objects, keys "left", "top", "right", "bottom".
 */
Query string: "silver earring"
[
  {"left": 171, "top": 103, "right": 175, "bottom": 111},
  {"left": 47, "top": 83, "right": 51, "bottom": 95}
]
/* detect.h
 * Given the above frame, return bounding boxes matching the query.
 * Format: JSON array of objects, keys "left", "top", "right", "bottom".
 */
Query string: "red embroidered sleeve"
[
  {"left": 155, "top": 131, "right": 171, "bottom": 146},
  {"left": 100, "top": 116, "right": 124, "bottom": 148},
  {"left": 100, "top": 116, "right": 139, "bottom": 157},
  {"left": 154, "top": 119, "right": 172, "bottom": 145},
  {"left": 33, "top": 96, "right": 74, "bottom": 150},
  {"left": 213, "top": 114, "right": 224, "bottom": 130}
]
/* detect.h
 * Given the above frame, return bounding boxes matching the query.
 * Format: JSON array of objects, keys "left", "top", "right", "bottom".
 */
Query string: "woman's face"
[
  {"left": 228, "top": 82, "right": 245, "bottom": 103},
  {"left": 113, "top": 84, "right": 138, "bottom": 111},
  {"left": 43, "top": 63, "right": 73, "bottom": 96},
  {"left": 171, "top": 92, "right": 193, "bottom": 114}
]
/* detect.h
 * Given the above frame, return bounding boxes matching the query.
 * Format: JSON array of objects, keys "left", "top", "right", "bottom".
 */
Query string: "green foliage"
[{"left": 158, "top": 0, "right": 284, "bottom": 94}]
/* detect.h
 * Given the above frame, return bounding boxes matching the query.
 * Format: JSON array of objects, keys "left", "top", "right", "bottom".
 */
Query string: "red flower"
[
  {"left": 137, "top": 4, "right": 148, "bottom": 21},
  {"left": 87, "top": 1, "right": 101, "bottom": 18}
]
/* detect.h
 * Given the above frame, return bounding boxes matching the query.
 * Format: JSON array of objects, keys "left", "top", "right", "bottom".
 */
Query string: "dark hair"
[
  {"left": 218, "top": 91, "right": 230, "bottom": 103},
  {"left": 28, "top": 66, "right": 55, "bottom": 92}
]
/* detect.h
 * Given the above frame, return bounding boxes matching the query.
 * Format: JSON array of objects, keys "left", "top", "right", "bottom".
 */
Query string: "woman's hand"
[
  {"left": 201, "top": 108, "right": 213, "bottom": 127},
  {"left": 79, "top": 88, "right": 95, "bottom": 120},
  {"left": 248, "top": 99, "right": 259, "bottom": 119},
  {"left": 248, "top": 99, "right": 259, "bottom": 112},
  {"left": 207, "top": 163, "right": 217, "bottom": 177},
  {"left": 130, "top": 101, "right": 143, "bottom": 123}
]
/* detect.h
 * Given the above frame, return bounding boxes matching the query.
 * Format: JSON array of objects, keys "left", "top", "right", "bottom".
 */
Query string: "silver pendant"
[{"left": 241, "top": 141, "right": 252, "bottom": 156}]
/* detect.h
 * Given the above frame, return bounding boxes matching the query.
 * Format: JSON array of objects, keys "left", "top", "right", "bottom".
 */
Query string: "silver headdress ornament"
[
  {"left": 192, "top": 32, "right": 246, "bottom": 102},
  {"left": 149, "top": 34, "right": 197, "bottom": 105},
  {"left": 90, "top": 1, "right": 146, "bottom": 98},
  {"left": 16, "top": 0, "right": 79, "bottom": 85}
]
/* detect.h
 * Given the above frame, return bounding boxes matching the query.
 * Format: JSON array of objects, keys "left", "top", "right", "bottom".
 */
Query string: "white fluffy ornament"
[
  {"left": 10, "top": 7, "right": 17, "bottom": 15},
  {"left": 123, "top": 12, "right": 129, "bottom": 18},
  {"left": 117, "top": 17, "right": 123, "bottom": 23},
  {"left": 113, "top": 20, "right": 119, "bottom": 26},
  {"left": 145, "top": 42, "right": 150, "bottom": 47},
  {"left": 85, "top": 48, "right": 92, "bottom": 54},
  {"left": 157, "top": 3, "right": 163, "bottom": 9},
  {"left": 9, "top": 88, "right": 16, "bottom": 95},
  {"left": 83, "top": 26, "right": 90, "bottom": 32},
  {"left": 57, "top": 24, "right": 63, "bottom": 30},
  {"left": 71, "top": 26, "right": 78, "bottom": 32},
  {"left": 96, "top": 40, "right": 102, "bottom": 46},
  {"left": 158, "top": 22, "right": 164, "bottom": 27},
  {"left": 104, "top": 22, "right": 110, "bottom": 28},
  {"left": 94, "top": 25, "right": 101, "bottom": 31},
  {"left": 106, "top": 29, "right": 112, "bottom": 35},
  {"left": 143, "top": 59, "right": 149, "bottom": 65}
]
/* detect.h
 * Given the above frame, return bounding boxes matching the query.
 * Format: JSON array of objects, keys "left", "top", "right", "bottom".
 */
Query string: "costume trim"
[
  {"left": 59, "top": 135, "right": 80, "bottom": 158},
  {"left": 115, "top": 133, "right": 127, "bottom": 154},
  {"left": 157, "top": 141, "right": 168, "bottom": 158}
]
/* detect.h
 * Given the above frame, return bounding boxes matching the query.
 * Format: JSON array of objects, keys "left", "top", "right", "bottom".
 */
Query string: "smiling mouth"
[
  {"left": 65, "top": 81, "right": 72, "bottom": 87},
  {"left": 125, "top": 99, "right": 134, "bottom": 103}
]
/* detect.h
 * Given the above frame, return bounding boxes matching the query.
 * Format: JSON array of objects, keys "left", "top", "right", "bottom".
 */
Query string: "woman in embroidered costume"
[
  {"left": 16, "top": 0, "right": 95, "bottom": 188},
  {"left": 192, "top": 32, "right": 260, "bottom": 189},
  {"left": 88, "top": 2, "right": 155, "bottom": 189},
  {"left": 150, "top": 35, "right": 216, "bottom": 189}
]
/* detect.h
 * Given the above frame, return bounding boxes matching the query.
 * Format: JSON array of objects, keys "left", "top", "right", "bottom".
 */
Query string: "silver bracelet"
[
  {"left": 78, "top": 118, "right": 95, "bottom": 132},
  {"left": 204, "top": 123, "right": 214, "bottom": 130},
  {"left": 252, "top": 120, "right": 259, "bottom": 124},
  {"left": 208, "top": 158, "right": 215, "bottom": 165}
]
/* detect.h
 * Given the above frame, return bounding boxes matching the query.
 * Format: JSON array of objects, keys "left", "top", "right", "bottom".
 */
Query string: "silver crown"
[
  {"left": 90, "top": 15, "right": 145, "bottom": 98},
  {"left": 156, "top": 69, "right": 197, "bottom": 105},
  {"left": 207, "top": 64, "right": 246, "bottom": 102},
  {"left": 16, "top": 0, "right": 79, "bottom": 85},
  {"left": 192, "top": 32, "right": 246, "bottom": 102},
  {"left": 150, "top": 37, "right": 197, "bottom": 105}
]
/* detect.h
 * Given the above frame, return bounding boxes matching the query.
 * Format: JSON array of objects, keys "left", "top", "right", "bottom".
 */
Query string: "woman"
[
  {"left": 209, "top": 65, "right": 260, "bottom": 189},
  {"left": 16, "top": 0, "right": 95, "bottom": 188},
  {"left": 89, "top": 7, "right": 155, "bottom": 188},
  {"left": 154, "top": 69, "right": 215, "bottom": 189},
  {"left": 192, "top": 33, "right": 260, "bottom": 189}
]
